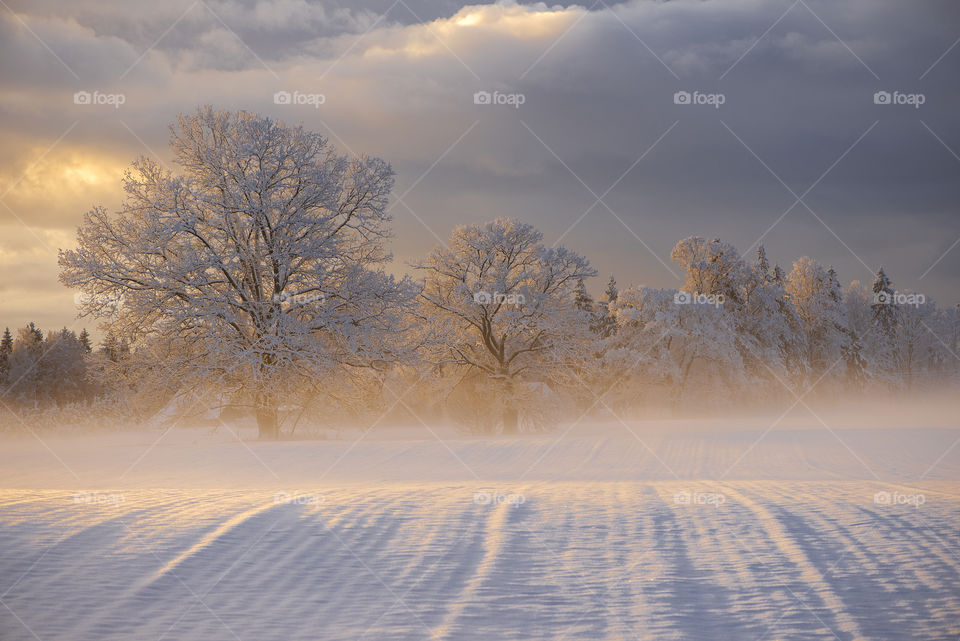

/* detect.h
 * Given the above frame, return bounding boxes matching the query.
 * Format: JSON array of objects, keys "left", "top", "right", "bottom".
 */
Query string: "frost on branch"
[
  {"left": 413, "top": 218, "right": 596, "bottom": 432},
  {"left": 59, "top": 107, "right": 416, "bottom": 439}
]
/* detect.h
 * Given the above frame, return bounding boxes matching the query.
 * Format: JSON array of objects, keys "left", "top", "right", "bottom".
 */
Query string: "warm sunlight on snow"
[{"left": 1, "top": 1, "right": 958, "bottom": 640}]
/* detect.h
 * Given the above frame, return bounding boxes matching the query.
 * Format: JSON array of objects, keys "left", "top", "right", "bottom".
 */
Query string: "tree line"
[
  {"left": 9, "top": 106, "right": 951, "bottom": 436},
  {"left": 0, "top": 325, "right": 133, "bottom": 408}
]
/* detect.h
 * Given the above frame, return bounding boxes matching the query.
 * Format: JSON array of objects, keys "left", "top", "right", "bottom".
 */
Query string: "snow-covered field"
[{"left": 1, "top": 415, "right": 958, "bottom": 640}]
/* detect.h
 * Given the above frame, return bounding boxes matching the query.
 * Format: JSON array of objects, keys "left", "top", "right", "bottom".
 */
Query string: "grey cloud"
[{"left": 0, "top": 0, "right": 957, "bottom": 336}]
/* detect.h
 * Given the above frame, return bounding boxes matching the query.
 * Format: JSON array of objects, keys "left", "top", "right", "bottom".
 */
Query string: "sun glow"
[
  {"left": 455, "top": 11, "right": 482, "bottom": 26},
  {"left": 367, "top": 4, "right": 583, "bottom": 60},
  {"left": 63, "top": 164, "right": 106, "bottom": 186}
]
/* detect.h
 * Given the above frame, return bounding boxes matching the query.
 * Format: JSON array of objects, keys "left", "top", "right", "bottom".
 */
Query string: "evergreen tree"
[
  {"left": 6, "top": 323, "right": 45, "bottom": 404},
  {"left": 870, "top": 267, "right": 901, "bottom": 382},
  {"left": 756, "top": 246, "right": 771, "bottom": 282},
  {"left": 740, "top": 247, "right": 804, "bottom": 387},
  {"left": 953, "top": 304, "right": 960, "bottom": 365},
  {"left": 871, "top": 267, "right": 898, "bottom": 338},
  {"left": 574, "top": 278, "right": 595, "bottom": 314},
  {"left": 594, "top": 275, "right": 619, "bottom": 338},
  {"left": 604, "top": 275, "right": 618, "bottom": 305},
  {"left": 25, "top": 322, "right": 43, "bottom": 345},
  {"left": 773, "top": 264, "right": 786, "bottom": 285},
  {"left": 42, "top": 329, "right": 89, "bottom": 405},
  {"left": 78, "top": 329, "right": 93, "bottom": 354},
  {"left": 0, "top": 327, "right": 12, "bottom": 383}
]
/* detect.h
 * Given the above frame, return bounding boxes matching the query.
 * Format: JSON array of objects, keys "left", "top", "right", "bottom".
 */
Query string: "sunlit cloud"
[{"left": 0, "top": 0, "right": 957, "bottom": 335}]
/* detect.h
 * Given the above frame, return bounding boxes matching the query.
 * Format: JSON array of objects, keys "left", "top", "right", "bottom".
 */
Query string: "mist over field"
[{"left": 1, "top": 0, "right": 959, "bottom": 639}]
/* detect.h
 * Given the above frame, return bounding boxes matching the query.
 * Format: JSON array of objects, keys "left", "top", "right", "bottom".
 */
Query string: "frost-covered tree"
[
  {"left": 739, "top": 246, "right": 805, "bottom": 388},
  {"left": 414, "top": 219, "right": 595, "bottom": 432},
  {"left": 60, "top": 107, "right": 414, "bottom": 438},
  {"left": 78, "top": 329, "right": 92, "bottom": 354},
  {"left": 0, "top": 324, "right": 96, "bottom": 409},
  {"left": 670, "top": 237, "right": 747, "bottom": 307},
  {"left": 785, "top": 258, "right": 847, "bottom": 382},
  {"left": 606, "top": 286, "right": 744, "bottom": 407},
  {"left": 594, "top": 275, "right": 619, "bottom": 338},
  {"left": 0, "top": 327, "right": 12, "bottom": 384},
  {"left": 574, "top": 278, "right": 595, "bottom": 315},
  {"left": 604, "top": 275, "right": 619, "bottom": 305},
  {"left": 871, "top": 268, "right": 898, "bottom": 337},
  {"left": 41, "top": 329, "right": 90, "bottom": 405},
  {"left": 845, "top": 281, "right": 873, "bottom": 339},
  {"left": 869, "top": 267, "right": 902, "bottom": 380},
  {"left": 842, "top": 329, "right": 868, "bottom": 390},
  {"left": 843, "top": 281, "right": 876, "bottom": 387},
  {"left": 895, "top": 297, "right": 936, "bottom": 389},
  {"left": 773, "top": 264, "right": 786, "bottom": 285},
  {"left": 100, "top": 333, "right": 129, "bottom": 363},
  {"left": 5, "top": 324, "right": 44, "bottom": 405},
  {"left": 756, "top": 245, "right": 771, "bottom": 276}
]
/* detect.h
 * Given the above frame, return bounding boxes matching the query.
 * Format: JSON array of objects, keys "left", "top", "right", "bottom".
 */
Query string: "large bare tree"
[
  {"left": 414, "top": 219, "right": 595, "bottom": 432},
  {"left": 60, "top": 107, "right": 414, "bottom": 438}
]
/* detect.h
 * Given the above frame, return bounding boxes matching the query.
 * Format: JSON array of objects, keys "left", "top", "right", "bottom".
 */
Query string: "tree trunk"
[
  {"left": 501, "top": 406, "right": 519, "bottom": 434},
  {"left": 500, "top": 377, "right": 518, "bottom": 434},
  {"left": 256, "top": 402, "right": 279, "bottom": 440}
]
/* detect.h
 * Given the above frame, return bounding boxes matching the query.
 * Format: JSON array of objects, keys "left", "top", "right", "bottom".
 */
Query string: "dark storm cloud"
[{"left": 0, "top": 0, "right": 957, "bottom": 332}]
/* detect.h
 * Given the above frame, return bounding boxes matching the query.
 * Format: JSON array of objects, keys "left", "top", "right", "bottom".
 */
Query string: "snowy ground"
[{"left": 1, "top": 414, "right": 958, "bottom": 640}]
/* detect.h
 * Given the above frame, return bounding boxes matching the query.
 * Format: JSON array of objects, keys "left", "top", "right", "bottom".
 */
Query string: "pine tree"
[
  {"left": 0, "top": 327, "right": 12, "bottom": 384},
  {"left": 41, "top": 328, "right": 89, "bottom": 405},
  {"left": 756, "top": 246, "right": 771, "bottom": 282},
  {"left": 773, "top": 264, "right": 786, "bottom": 285},
  {"left": 78, "top": 329, "right": 92, "bottom": 354},
  {"left": 604, "top": 275, "right": 618, "bottom": 305},
  {"left": 101, "top": 333, "right": 121, "bottom": 362},
  {"left": 827, "top": 268, "right": 844, "bottom": 306},
  {"left": 869, "top": 267, "right": 901, "bottom": 383},
  {"left": 953, "top": 304, "right": 960, "bottom": 362},
  {"left": 574, "top": 278, "right": 595, "bottom": 314},
  {"left": 25, "top": 322, "right": 43, "bottom": 345},
  {"left": 6, "top": 323, "right": 45, "bottom": 404},
  {"left": 871, "top": 267, "right": 898, "bottom": 338},
  {"left": 594, "top": 275, "right": 618, "bottom": 338}
]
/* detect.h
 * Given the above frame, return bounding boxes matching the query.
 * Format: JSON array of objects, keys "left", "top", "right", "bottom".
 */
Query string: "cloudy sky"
[{"left": 1, "top": 0, "right": 958, "bottom": 334}]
